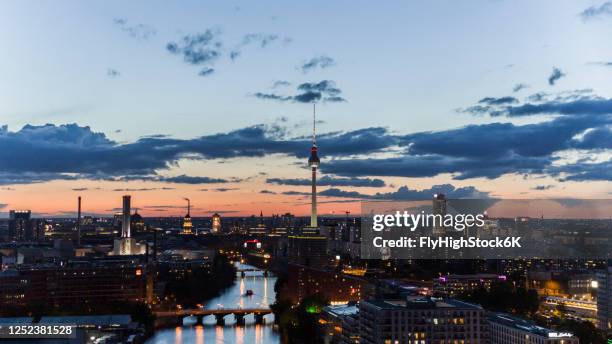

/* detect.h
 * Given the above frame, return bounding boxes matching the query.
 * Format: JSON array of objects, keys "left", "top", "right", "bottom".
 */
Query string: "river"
[{"left": 146, "top": 263, "right": 280, "bottom": 344}]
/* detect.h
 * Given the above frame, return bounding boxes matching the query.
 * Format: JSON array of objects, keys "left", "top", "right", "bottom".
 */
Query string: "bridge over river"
[{"left": 155, "top": 308, "right": 272, "bottom": 327}]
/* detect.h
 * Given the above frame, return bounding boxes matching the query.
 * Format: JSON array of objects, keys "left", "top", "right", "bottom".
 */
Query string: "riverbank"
[{"left": 146, "top": 263, "right": 280, "bottom": 344}]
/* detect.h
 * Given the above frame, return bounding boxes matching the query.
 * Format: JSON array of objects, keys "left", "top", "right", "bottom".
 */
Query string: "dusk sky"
[{"left": 0, "top": 0, "right": 610, "bottom": 217}]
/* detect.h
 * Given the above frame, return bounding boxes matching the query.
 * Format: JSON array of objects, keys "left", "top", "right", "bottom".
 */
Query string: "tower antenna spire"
[
  {"left": 184, "top": 198, "right": 190, "bottom": 216},
  {"left": 312, "top": 103, "right": 316, "bottom": 146}
]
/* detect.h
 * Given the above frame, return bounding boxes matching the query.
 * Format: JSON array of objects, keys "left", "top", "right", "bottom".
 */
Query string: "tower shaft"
[
  {"left": 311, "top": 166, "right": 317, "bottom": 227},
  {"left": 77, "top": 196, "right": 81, "bottom": 246},
  {"left": 122, "top": 195, "right": 131, "bottom": 238}
]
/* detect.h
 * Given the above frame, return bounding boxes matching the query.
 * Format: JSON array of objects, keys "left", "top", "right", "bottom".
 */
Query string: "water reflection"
[{"left": 146, "top": 263, "right": 280, "bottom": 344}]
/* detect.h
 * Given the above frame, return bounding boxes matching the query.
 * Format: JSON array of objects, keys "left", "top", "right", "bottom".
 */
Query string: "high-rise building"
[
  {"left": 359, "top": 297, "right": 486, "bottom": 344},
  {"left": 211, "top": 213, "right": 221, "bottom": 233},
  {"left": 432, "top": 193, "right": 447, "bottom": 235},
  {"left": 122, "top": 195, "right": 131, "bottom": 238},
  {"left": 113, "top": 195, "right": 142, "bottom": 255},
  {"left": 597, "top": 266, "right": 612, "bottom": 332},
  {"left": 8, "top": 210, "right": 35, "bottom": 241},
  {"left": 488, "top": 313, "right": 579, "bottom": 344},
  {"left": 287, "top": 235, "right": 328, "bottom": 267}
]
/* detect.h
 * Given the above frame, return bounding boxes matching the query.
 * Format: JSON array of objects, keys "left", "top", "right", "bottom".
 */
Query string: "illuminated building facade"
[
  {"left": 211, "top": 213, "right": 221, "bottom": 233},
  {"left": 8, "top": 210, "right": 41, "bottom": 242},
  {"left": 0, "top": 259, "right": 146, "bottom": 307},
  {"left": 281, "top": 264, "right": 369, "bottom": 304},
  {"left": 182, "top": 198, "right": 193, "bottom": 235},
  {"left": 113, "top": 195, "right": 143, "bottom": 255},
  {"left": 432, "top": 193, "right": 447, "bottom": 235},
  {"left": 597, "top": 266, "right": 612, "bottom": 332},
  {"left": 359, "top": 297, "right": 486, "bottom": 344},
  {"left": 287, "top": 234, "right": 328, "bottom": 267},
  {"left": 434, "top": 273, "right": 507, "bottom": 297}
]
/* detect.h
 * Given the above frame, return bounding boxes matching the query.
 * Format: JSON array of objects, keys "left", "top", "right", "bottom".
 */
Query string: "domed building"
[{"left": 130, "top": 209, "right": 145, "bottom": 233}]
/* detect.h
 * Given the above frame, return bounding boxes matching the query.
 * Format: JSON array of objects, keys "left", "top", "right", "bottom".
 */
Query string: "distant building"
[
  {"left": 597, "top": 266, "right": 612, "bottom": 332},
  {"left": 113, "top": 196, "right": 144, "bottom": 255},
  {"left": 8, "top": 210, "right": 40, "bottom": 241},
  {"left": 211, "top": 213, "right": 221, "bottom": 233},
  {"left": 432, "top": 193, "right": 447, "bottom": 235},
  {"left": 0, "top": 259, "right": 146, "bottom": 308},
  {"left": 434, "top": 273, "right": 507, "bottom": 297},
  {"left": 181, "top": 198, "right": 193, "bottom": 235},
  {"left": 287, "top": 234, "right": 328, "bottom": 267},
  {"left": 281, "top": 264, "right": 370, "bottom": 304},
  {"left": 320, "top": 304, "right": 359, "bottom": 344},
  {"left": 488, "top": 313, "right": 579, "bottom": 344},
  {"left": 131, "top": 210, "right": 145, "bottom": 233},
  {"left": 359, "top": 297, "right": 486, "bottom": 344}
]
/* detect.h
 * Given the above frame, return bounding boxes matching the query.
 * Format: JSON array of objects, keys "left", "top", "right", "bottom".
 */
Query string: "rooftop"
[
  {"left": 489, "top": 313, "right": 576, "bottom": 339},
  {"left": 323, "top": 304, "right": 359, "bottom": 317},
  {"left": 364, "top": 297, "right": 483, "bottom": 310}
]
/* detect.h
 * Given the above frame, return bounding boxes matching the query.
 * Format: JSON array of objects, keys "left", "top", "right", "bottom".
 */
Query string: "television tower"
[{"left": 308, "top": 103, "right": 320, "bottom": 228}]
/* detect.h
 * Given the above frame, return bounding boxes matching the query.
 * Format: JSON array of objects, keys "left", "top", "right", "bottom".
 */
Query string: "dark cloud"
[
  {"left": 478, "top": 97, "right": 518, "bottom": 105},
  {"left": 230, "top": 33, "right": 289, "bottom": 61},
  {"left": 281, "top": 191, "right": 307, "bottom": 196},
  {"left": 580, "top": 2, "right": 612, "bottom": 20},
  {"left": 113, "top": 18, "right": 156, "bottom": 39},
  {"left": 272, "top": 80, "right": 291, "bottom": 88},
  {"left": 166, "top": 30, "right": 222, "bottom": 76},
  {"left": 112, "top": 187, "right": 174, "bottom": 192},
  {"left": 548, "top": 67, "right": 565, "bottom": 85},
  {"left": 462, "top": 92, "right": 612, "bottom": 118},
  {"left": 241, "top": 33, "right": 280, "bottom": 47},
  {"left": 588, "top": 61, "right": 612, "bottom": 67},
  {"left": 532, "top": 185, "right": 555, "bottom": 190},
  {"left": 324, "top": 98, "right": 611, "bottom": 181},
  {"left": 300, "top": 56, "right": 336, "bottom": 73},
  {"left": 252, "top": 92, "right": 292, "bottom": 101},
  {"left": 107, "top": 69, "right": 120, "bottom": 78},
  {"left": 1, "top": 123, "right": 300, "bottom": 184},
  {"left": 267, "top": 175, "right": 385, "bottom": 187},
  {"left": 402, "top": 116, "right": 606, "bottom": 158},
  {"left": 2, "top": 90, "right": 608, "bottom": 185},
  {"left": 253, "top": 80, "right": 347, "bottom": 103},
  {"left": 284, "top": 184, "right": 489, "bottom": 201},
  {"left": 0, "top": 172, "right": 80, "bottom": 185},
  {"left": 212, "top": 187, "right": 239, "bottom": 192},
  {"left": 160, "top": 175, "right": 228, "bottom": 184},
  {"left": 143, "top": 205, "right": 184, "bottom": 210},
  {"left": 260, "top": 190, "right": 277, "bottom": 194},
  {"left": 553, "top": 160, "right": 611, "bottom": 182},
  {"left": 205, "top": 209, "right": 241, "bottom": 214},
  {"left": 513, "top": 84, "right": 529, "bottom": 92},
  {"left": 324, "top": 155, "right": 554, "bottom": 180}
]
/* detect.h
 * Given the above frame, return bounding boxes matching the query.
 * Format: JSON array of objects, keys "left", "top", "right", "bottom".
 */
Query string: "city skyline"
[{"left": 1, "top": 0, "right": 611, "bottom": 217}]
